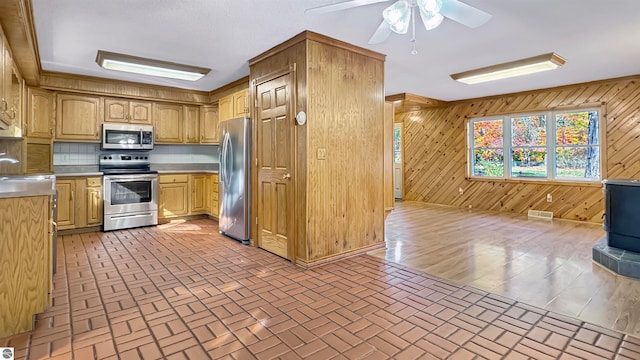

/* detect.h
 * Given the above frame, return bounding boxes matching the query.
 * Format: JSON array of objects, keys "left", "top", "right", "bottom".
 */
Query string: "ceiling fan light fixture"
[
  {"left": 450, "top": 53, "right": 567, "bottom": 84},
  {"left": 383, "top": 0, "right": 411, "bottom": 34},
  {"left": 417, "top": 0, "right": 442, "bottom": 14},
  {"left": 419, "top": 8, "right": 444, "bottom": 30},
  {"left": 96, "top": 50, "right": 210, "bottom": 81}
]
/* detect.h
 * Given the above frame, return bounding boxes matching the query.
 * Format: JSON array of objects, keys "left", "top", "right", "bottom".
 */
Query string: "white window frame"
[{"left": 468, "top": 108, "right": 602, "bottom": 182}]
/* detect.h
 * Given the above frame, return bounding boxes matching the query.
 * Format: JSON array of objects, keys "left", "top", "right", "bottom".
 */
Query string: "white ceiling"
[{"left": 31, "top": 0, "right": 640, "bottom": 101}]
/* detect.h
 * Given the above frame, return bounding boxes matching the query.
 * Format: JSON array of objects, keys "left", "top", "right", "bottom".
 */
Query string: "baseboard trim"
[{"left": 294, "top": 242, "right": 386, "bottom": 269}]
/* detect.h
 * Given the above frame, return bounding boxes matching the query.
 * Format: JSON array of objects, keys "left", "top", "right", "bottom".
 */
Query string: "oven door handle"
[{"left": 104, "top": 175, "right": 158, "bottom": 181}]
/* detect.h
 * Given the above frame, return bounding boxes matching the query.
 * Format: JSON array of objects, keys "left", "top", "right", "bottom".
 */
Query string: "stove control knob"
[
  {"left": 103, "top": 156, "right": 107, "bottom": 159},
  {"left": 108, "top": 156, "right": 112, "bottom": 160},
  {"left": 135, "top": 156, "right": 139, "bottom": 160}
]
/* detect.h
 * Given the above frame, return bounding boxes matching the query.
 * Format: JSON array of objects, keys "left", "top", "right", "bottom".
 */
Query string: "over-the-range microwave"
[{"left": 102, "top": 123, "right": 154, "bottom": 150}]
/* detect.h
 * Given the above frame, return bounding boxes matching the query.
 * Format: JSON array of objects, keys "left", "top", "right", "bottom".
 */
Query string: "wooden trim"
[
  {"left": 0, "top": 0, "right": 41, "bottom": 85},
  {"left": 461, "top": 101, "right": 606, "bottom": 119},
  {"left": 40, "top": 71, "right": 211, "bottom": 104},
  {"left": 58, "top": 225, "right": 102, "bottom": 236},
  {"left": 294, "top": 242, "right": 386, "bottom": 269},
  {"left": 248, "top": 30, "right": 385, "bottom": 67},
  {"left": 208, "top": 76, "right": 250, "bottom": 103},
  {"left": 466, "top": 176, "right": 603, "bottom": 188},
  {"left": 386, "top": 93, "right": 448, "bottom": 110}
]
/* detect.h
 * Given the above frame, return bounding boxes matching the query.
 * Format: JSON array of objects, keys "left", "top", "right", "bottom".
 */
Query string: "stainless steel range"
[{"left": 100, "top": 153, "right": 158, "bottom": 231}]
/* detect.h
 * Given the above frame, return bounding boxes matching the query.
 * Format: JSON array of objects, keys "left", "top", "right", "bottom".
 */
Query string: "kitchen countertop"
[
  {"left": 156, "top": 170, "right": 218, "bottom": 174},
  {"left": 0, "top": 175, "right": 57, "bottom": 199}
]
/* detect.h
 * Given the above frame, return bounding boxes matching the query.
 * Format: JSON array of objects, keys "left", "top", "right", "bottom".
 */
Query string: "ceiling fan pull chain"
[{"left": 411, "top": 5, "right": 418, "bottom": 54}]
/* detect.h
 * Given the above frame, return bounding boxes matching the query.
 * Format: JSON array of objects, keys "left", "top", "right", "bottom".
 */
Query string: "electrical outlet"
[
  {"left": 458, "top": 187, "right": 464, "bottom": 195},
  {"left": 547, "top": 193, "right": 553, "bottom": 202},
  {"left": 317, "top": 148, "right": 327, "bottom": 160}
]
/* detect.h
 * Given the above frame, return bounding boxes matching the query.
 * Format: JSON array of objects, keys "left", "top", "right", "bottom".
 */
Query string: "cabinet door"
[
  {"left": 56, "top": 180, "right": 75, "bottom": 229},
  {"left": 27, "top": 88, "right": 53, "bottom": 139},
  {"left": 200, "top": 106, "right": 219, "bottom": 143},
  {"left": 104, "top": 98, "right": 128, "bottom": 123},
  {"left": 191, "top": 174, "right": 206, "bottom": 214},
  {"left": 154, "top": 103, "right": 183, "bottom": 143},
  {"left": 129, "top": 101, "right": 152, "bottom": 124},
  {"left": 184, "top": 105, "right": 200, "bottom": 144},
  {"left": 203, "top": 174, "right": 212, "bottom": 214},
  {"left": 86, "top": 187, "right": 103, "bottom": 226},
  {"left": 218, "top": 95, "right": 233, "bottom": 122},
  {"left": 26, "top": 143, "right": 51, "bottom": 174},
  {"left": 233, "top": 89, "right": 249, "bottom": 117},
  {"left": 159, "top": 183, "right": 189, "bottom": 217},
  {"left": 211, "top": 174, "right": 219, "bottom": 217},
  {"left": 1, "top": 36, "right": 11, "bottom": 114},
  {"left": 55, "top": 94, "right": 102, "bottom": 141}
]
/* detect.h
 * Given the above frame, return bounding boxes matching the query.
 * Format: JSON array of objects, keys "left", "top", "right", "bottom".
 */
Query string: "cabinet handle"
[
  {"left": 50, "top": 128, "right": 54, "bottom": 135},
  {"left": 0, "top": 99, "right": 6, "bottom": 112},
  {"left": 70, "top": 190, "right": 74, "bottom": 201}
]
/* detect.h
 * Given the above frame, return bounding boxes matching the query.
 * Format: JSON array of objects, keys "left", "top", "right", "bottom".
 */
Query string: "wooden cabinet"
[
  {"left": 27, "top": 87, "right": 54, "bottom": 139},
  {"left": 218, "top": 88, "right": 249, "bottom": 122},
  {"left": 56, "top": 179, "right": 75, "bottom": 229},
  {"left": 0, "top": 28, "right": 11, "bottom": 125},
  {"left": 184, "top": 105, "right": 200, "bottom": 143},
  {"left": 0, "top": 195, "right": 50, "bottom": 337},
  {"left": 55, "top": 94, "right": 103, "bottom": 141},
  {"left": 154, "top": 103, "right": 183, "bottom": 143},
  {"left": 190, "top": 174, "right": 207, "bottom": 214},
  {"left": 56, "top": 177, "right": 102, "bottom": 230},
  {"left": 104, "top": 98, "right": 152, "bottom": 124},
  {"left": 0, "top": 28, "right": 24, "bottom": 138},
  {"left": 210, "top": 174, "right": 219, "bottom": 218},
  {"left": 200, "top": 105, "right": 219, "bottom": 144},
  {"left": 84, "top": 178, "right": 103, "bottom": 226},
  {"left": 233, "top": 89, "right": 249, "bottom": 118},
  {"left": 159, "top": 174, "right": 189, "bottom": 218},
  {"left": 25, "top": 88, "right": 54, "bottom": 174}
]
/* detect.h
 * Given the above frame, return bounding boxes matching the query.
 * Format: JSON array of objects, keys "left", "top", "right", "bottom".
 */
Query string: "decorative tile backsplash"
[{"left": 53, "top": 143, "right": 219, "bottom": 165}]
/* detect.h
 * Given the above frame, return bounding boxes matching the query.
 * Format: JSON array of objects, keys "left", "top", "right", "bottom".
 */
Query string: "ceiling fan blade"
[
  {"left": 306, "top": 0, "right": 390, "bottom": 14},
  {"left": 368, "top": 20, "right": 392, "bottom": 44},
  {"left": 440, "top": 0, "right": 492, "bottom": 28}
]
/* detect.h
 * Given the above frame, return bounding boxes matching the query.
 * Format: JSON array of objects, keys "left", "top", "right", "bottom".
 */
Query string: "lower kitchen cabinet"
[
  {"left": 159, "top": 174, "right": 189, "bottom": 218},
  {"left": 159, "top": 173, "right": 219, "bottom": 221},
  {"left": 210, "top": 174, "right": 219, "bottom": 218},
  {"left": 0, "top": 195, "right": 51, "bottom": 337},
  {"left": 56, "top": 177, "right": 103, "bottom": 230}
]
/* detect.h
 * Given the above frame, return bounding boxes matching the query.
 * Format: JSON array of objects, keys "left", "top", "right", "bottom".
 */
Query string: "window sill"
[{"left": 466, "top": 176, "right": 603, "bottom": 188}]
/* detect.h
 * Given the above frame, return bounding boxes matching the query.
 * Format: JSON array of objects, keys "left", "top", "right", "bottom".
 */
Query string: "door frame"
[
  {"left": 394, "top": 121, "right": 404, "bottom": 199},
  {"left": 250, "top": 64, "right": 298, "bottom": 262}
]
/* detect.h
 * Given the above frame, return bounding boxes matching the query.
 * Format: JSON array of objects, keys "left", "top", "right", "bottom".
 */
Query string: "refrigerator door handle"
[
  {"left": 225, "top": 134, "right": 233, "bottom": 185},
  {"left": 220, "top": 131, "right": 229, "bottom": 184}
]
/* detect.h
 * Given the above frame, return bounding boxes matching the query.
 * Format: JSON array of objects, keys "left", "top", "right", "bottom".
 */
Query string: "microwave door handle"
[{"left": 140, "top": 129, "right": 143, "bottom": 148}]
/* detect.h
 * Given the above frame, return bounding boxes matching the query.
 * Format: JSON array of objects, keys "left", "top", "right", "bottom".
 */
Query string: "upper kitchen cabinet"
[
  {"left": 184, "top": 105, "right": 200, "bottom": 143},
  {"left": 104, "top": 97, "right": 152, "bottom": 124},
  {"left": 154, "top": 102, "right": 183, "bottom": 143},
  {"left": 200, "top": 105, "right": 219, "bottom": 143},
  {"left": 55, "top": 93, "right": 103, "bottom": 141},
  {"left": 0, "top": 28, "right": 24, "bottom": 138},
  {"left": 26, "top": 88, "right": 54, "bottom": 139},
  {"left": 218, "top": 88, "right": 249, "bottom": 122}
]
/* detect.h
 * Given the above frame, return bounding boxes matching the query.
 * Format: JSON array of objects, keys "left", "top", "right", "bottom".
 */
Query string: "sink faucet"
[{"left": 0, "top": 152, "right": 19, "bottom": 164}]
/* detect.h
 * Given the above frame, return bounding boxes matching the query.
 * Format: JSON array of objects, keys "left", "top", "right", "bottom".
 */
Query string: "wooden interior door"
[
  {"left": 394, "top": 122, "right": 403, "bottom": 199},
  {"left": 256, "top": 73, "right": 293, "bottom": 260}
]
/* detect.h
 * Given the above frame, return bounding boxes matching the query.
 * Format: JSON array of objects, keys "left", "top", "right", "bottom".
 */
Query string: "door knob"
[{"left": 282, "top": 173, "right": 291, "bottom": 180}]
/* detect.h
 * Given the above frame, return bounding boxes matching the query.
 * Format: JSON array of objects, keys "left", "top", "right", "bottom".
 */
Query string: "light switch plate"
[{"left": 317, "top": 148, "right": 327, "bottom": 160}]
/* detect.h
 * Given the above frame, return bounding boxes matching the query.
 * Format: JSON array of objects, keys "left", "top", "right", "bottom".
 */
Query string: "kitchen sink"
[{"left": 0, "top": 175, "right": 56, "bottom": 198}]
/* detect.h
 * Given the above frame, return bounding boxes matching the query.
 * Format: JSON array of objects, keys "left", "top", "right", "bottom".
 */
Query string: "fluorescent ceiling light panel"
[
  {"left": 96, "top": 50, "right": 210, "bottom": 81},
  {"left": 450, "top": 53, "right": 566, "bottom": 85}
]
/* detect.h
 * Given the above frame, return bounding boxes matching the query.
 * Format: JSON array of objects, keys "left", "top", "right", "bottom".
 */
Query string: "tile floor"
[{"left": 1, "top": 218, "right": 640, "bottom": 359}]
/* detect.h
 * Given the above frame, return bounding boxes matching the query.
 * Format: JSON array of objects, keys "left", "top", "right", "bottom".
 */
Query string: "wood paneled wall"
[
  {"left": 249, "top": 31, "right": 386, "bottom": 265},
  {"left": 398, "top": 76, "right": 640, "bottom": 223}
]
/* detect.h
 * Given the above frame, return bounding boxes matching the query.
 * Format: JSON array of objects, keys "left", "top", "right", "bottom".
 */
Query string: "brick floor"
[{"left": 1, "top": 218, "right": 639, "bottom": 359}]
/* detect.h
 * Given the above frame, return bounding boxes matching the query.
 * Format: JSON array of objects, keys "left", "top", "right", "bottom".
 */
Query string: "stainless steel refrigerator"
[{"left": 219, "top": 116, "right": 251, "bottom": 244}]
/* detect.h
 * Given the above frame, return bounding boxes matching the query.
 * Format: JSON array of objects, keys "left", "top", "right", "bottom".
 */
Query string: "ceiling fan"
[{"left": 306, "top": 0, "right": 491, "bottom": 54}]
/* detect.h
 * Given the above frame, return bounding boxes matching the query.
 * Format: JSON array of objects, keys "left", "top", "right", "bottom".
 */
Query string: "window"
[{"left": 470, "top": 109, "right": 601, "bottom": 181}]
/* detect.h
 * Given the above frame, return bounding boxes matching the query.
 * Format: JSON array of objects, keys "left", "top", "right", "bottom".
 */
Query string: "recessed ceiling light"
[
  {"left": 96, "top": 50, "right": 210, "bottom": 81},
  {"left": 450, "top": 53, "right": 566, "bottom": 85}
]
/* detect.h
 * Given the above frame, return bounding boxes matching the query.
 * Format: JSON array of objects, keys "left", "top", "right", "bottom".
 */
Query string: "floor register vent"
[{"left": 528, "top": 210, "right": 554, "bottom": 220}]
